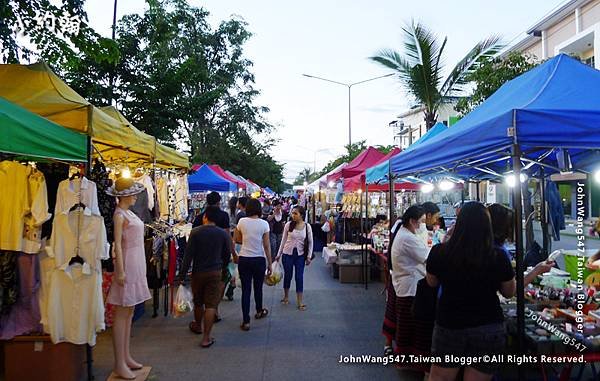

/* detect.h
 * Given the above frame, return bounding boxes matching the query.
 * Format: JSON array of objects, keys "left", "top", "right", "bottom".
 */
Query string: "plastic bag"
[
  {"left": 173, "top": 285, "right": 193, "bottom": 318},
  {"left": 233, "top": 265, "right": 242, "bottom": 288},
  {"left": 265, "top": 261, "right": 283, "bottom": 286},
  {"left": 321, "top": 221, "right": 331, "bottom": 233}
]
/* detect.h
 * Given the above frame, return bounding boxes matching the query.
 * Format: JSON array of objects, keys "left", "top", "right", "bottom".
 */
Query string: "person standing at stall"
[
  {"left": 275, "top": 205, "right": 313, "bottom": 310},
  {"left": 385, "top": 205, "right": 432, "bottom": 372},
  {"left": 426, "top": 202, "right": 515, "bottom": 381},
  {"left": 234, "top": 198, "right": 272, "bottom": 331},
  {"left": 267, "top": 200, "right": 287, "bottom": 261},
  {"left": 106, "top": 178, "right": 152, "bottom": 380},
  {"left": 236, "top": 196, "right": 248, "bottom": 223}
]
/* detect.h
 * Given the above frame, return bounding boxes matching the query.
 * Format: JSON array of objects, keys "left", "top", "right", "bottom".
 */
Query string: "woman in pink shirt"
[{"left": 275, "top": 206, "right": 313, "bottom": 310}]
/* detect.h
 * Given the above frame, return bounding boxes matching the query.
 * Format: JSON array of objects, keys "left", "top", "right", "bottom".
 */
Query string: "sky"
[{"left": 84, "top": 0, "right": 566, "bottom": 183}]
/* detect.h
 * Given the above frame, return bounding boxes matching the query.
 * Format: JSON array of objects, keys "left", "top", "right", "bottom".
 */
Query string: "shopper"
[
  {"left": 193, "top": 192, "right": 230, "bottom": 229},
  {"left": 228, "top": 196, "right": 239, "bottom": 227},
  {"left": 385, "top": 205, "right": 432, "bottom": 372},
  {"left": 426, "top": 201, "right": 515, "bottom": 381},
  {"left": 261, "top": 198, "right": 273, "bottom": 219},
  {"left": 234, "top": 198, "right": 272, "bottom": 331},
  {"left": 275, "top": 205, "right": 313, "bottom": 310},
  {"left": 106, "top": 178, "right": 152, "bottom": 379},
  {"left": 177, "top": 206, "right": 231, "bottom": 348},
  {"left": 236, "top": 196, "right": 248, "bottom": 224},
  {"left": 225, "top": 196, "right": 239, "bottom": 301},
  {"left": 267, "top": 200, "right": 287, "bottom": 261},
  {"left": 421, "top": 201, "right": 441, "bottom": 230},
  {"left": 488, "top": 203, "right": 553, "bottom": 283}
]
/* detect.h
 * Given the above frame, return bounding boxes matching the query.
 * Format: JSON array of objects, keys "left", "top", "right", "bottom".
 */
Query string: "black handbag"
[
  {"left": 411, "top": 277, "right": 439, "bottom": 321},
  {"left": 303, "top": 224, "right": 314, "bottom": 260}
]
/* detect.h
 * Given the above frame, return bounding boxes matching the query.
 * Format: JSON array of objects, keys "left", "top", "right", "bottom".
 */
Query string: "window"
[{"left": 585, "top": 56, "right": 595, "bottom": 67}]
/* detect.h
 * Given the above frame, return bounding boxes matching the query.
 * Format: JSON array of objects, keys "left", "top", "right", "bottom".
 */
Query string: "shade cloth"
[
  {"left": 209, "top": 165, "right": 247, "bottom": 189},
  {"left": 327, "top": 147, "right": 385, "bottom": 183},
  {"left": 307, "top": 162, "right": 348, "bottom": 191},
  {"left": 389, "top": 54, "right": 600, "bottom": 179},
  {"left": 188, "top": 164, "right": 236, "bottom": 192},
  {"left": 0, "top": 96, "right": 87, "bottom": 161}
]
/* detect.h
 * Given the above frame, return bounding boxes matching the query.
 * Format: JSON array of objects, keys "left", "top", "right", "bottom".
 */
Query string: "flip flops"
[
  {"left": 254, "top": 308, "right": 269, "bottom": 319},
  {"left": 240, "top": 323, "right": 250, "bottom": 331},
  {"left": 189, "top": 321, "right": 202, "bottom": 335},
  {"left": 297, "top": 304, "right": 307, "bottom": 311},
  {"left": 201, "top": 339, "right": 215, "bottom": 348}
]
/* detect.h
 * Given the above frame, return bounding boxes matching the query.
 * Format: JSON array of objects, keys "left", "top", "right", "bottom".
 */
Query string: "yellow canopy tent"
[{"left": 0, "top": 62, "right": 188, "bottom": 168}]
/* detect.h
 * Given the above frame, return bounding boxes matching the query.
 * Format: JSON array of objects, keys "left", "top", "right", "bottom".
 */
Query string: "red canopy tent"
[
  {"left": 327, "top": 146, "right": 386, "bottom": 183},
  {"left": 209, "top": 164, "right": 247, "bottom": 190},
  {"left": 343, "top": 148, "right": 420, "bottom": 192}
]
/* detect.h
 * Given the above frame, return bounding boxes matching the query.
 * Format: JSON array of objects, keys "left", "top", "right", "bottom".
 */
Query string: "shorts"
[
  {"left": 191, "top": 271, "right": 222, "bottom": 309},
  {"left": 432, "top": 323, "right": 506, "bottom": 374}
]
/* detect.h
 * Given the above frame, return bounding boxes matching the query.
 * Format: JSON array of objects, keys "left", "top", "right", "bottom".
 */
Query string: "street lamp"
[{"left": 302, "top": 73, "right": 394, "bottom": 146}]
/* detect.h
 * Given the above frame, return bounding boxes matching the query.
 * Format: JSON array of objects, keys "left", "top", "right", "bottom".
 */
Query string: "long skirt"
[{"left": 382, "top": 283, "right": 433, "bottom": 372}]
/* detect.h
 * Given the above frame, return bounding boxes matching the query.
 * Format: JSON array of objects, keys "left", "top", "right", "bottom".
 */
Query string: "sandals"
[
  {"left": 189, "top": 321, "right": 202, "bottom": 335},
  {"left": 297, "top": 304, "right": 307, "bottom": 311},
  {"left": 201, "top": 338, "right": 215, "bottom": 348},
  {"left": 255, "top": 308, "right": 269, "bottom": 319},
  {"left": 280, "top": 298, "right": 289, "bottom": 305},
  {"left": 240, "top": 323, "right": 250, "bottom": 331}
]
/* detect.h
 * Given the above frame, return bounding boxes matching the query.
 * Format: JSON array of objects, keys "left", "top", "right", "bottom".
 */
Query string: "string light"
[
  {"left": 438, "top": 180, "right": 455, "bottom": 191},
  {"left": 122, "top": 168, "right": 131, "bottom": 178},
  {"left": 505, "top": 173, "right": 528, "bottom": 187},
  {"left": 421, "top": 183, "right": 434, "bottom": 193}
]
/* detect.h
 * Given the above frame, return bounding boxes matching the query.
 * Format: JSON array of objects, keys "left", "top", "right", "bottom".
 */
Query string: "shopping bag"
[
  {"left": 233, "top": 266, "right": 242, "bottom": 288},
  {"left": 265, "top": 260, "right": 283, "bottom": 286},
  {"left": 173, "top": 285, "right": 193, "bottom": 318},
  {"left": 321, "top": 221, "right": 331, "bottom": 233}
]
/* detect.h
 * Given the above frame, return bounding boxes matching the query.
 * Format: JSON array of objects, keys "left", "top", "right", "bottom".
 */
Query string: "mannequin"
[{"left": 106, "top": 177, "right": 152, "bottom": 379}]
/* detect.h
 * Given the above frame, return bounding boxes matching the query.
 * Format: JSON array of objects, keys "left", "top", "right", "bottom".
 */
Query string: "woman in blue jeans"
[
  {"left": 275, "top": 206, "right": 313, "bottom": 310},
  {"left": 234, "top": 198, "right": 272, "bottom": 331}
]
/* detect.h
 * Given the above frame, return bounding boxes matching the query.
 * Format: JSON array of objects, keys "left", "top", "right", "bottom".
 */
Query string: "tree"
[
  {"left": 455, "top": 51, "right": 539, "bottom": 116},
  {"left": 294, "top": 168, "right": 314, "bottom": 186},
  {"left": 0, "top": 0, "right": 118, "bottom": 66},
  {"left": 370, "top": 21, "right": 502, "bottom": 130},
  {"left": 64, "top": 0, "right": 285, "bottom": 191},
  {"left": 313, "top": 140, "right": 368, "bottom": 180}
]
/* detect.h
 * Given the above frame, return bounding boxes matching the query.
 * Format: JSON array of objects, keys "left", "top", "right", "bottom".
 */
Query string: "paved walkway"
[{"left": 92, "top": 256, "right": 417, "bottom": 381}]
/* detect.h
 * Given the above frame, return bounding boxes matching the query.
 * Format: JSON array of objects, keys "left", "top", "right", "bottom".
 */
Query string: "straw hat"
[{"left": 106, "top": 177, "right": 145, "bottom": 197}]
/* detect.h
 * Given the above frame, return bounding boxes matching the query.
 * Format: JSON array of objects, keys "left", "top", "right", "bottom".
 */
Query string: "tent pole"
[
  {"left": 85, "top": 136, "right": 92, "bottom": 177},
  {"left": 388, "top": 164, "right": 395, "bottom": 225},
  {"left": 539, "top": 168, "right": 550, "bottom": 256},
  {"left": 476, "top": 181, "right": 481, "bottom": 202},
  {"left": 512, "top": 143, "right": 525, "bottom": 381},
  {"left": 365, "top": 184, "right": 369, "bottom": 290}
]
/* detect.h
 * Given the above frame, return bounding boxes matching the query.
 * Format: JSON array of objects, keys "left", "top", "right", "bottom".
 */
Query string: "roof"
[
  {"left": 188, "top": 164, "right": 236, "bottom": 192},
  {"left": 389, "top": 54, "right": 600, "bottom": 179},
  {"left": 327, "top": 147, "right": 385, "bottom": 183}
]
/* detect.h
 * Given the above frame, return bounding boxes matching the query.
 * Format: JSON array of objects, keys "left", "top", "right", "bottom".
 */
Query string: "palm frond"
[
  {"left": 369, "top": 49, "right": 413, "bottom": 81},
  {"left": 440, "top": 35, "right": 503, "bottom": 97}
]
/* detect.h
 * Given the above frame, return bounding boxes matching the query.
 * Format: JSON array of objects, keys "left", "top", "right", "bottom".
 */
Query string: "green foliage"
[
  {"left": 312, "top": 140, "right": 368, "bottom": 180},
  {"left": 63, "top": 0, "right": 284, "bottom": 192},
  {"left": 455, "top": 51, "right": 539, "bottom": 116},
  {"left": 370, "top": 21, "right": 502, "bottom": 130},
  {"left": 293, "top": 168, "right": 314, "bottom": 186},
  {"left": 0, "top": 0, "right": 119, "bottom": 66}
]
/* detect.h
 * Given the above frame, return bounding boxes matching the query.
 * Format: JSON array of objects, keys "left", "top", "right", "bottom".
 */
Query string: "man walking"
[{"left": 178, "top": 206, "right": 231, "bottom": 348}]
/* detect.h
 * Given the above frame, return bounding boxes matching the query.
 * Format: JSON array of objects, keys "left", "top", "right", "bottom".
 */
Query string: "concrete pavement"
[{"left": 91, "top": 256, "right": 417, "bottom": 381}]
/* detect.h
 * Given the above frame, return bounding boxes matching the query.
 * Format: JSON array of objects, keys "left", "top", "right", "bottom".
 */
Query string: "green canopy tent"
[{"left": 0, "top": 96, "right": 86, "bottom": 161}]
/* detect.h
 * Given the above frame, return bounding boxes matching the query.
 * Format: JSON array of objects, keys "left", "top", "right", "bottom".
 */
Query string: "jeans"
[
  {"left": 238, "top": 256, "right": 266, "bottom": 324},
  {"left": 282, "top": 249, "right": 305, "bottom": 293},
  {"left": 270, "top": 232, "right": 283, "bottom": 261}
]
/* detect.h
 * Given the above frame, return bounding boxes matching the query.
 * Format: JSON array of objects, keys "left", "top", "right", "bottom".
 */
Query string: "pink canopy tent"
[
  {"left": 327, "top": 146, "right": 385, "bottom": 183},
  {"left": 209, "top": 164, "right": 247, "bottom": 190},
  {"left": 343, "top": 148, "right": 420, "bottom": 192}
]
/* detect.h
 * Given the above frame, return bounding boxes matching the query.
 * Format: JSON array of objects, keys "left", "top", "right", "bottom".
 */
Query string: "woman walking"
[
  {"left": 275, "top": 206, "right": 313, "bottom": 311},
  {"left": 268, "top": 200, "right": 287, "bottom": 261},
  {"left": 234, "top": 198, "right": 272, "bottom": 331}
]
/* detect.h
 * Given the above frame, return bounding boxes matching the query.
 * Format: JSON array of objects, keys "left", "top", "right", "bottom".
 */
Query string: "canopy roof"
[
  {"left": 390, "top": 54, "right": 600, "bottom": 179},
  {"left": 0, "top": 62, "right": 188, "bottom": 168},
  {"left": 344, "top": 147, "right": 419, "bottom": 191},
  {"left": 0, "top": 96, "right": 87, "bottom": 161},
  {"left": 367, "top": 125, "right": 447, "bottom": 184},
  {"left": 307, "top": 162, "right": 347, "bottom": 191},
  {"left": 327, "top": 147, "right": 385, "bottom": 182},
  {"left": 264, "top": 187, "right": 275, "bottom": 196},
  {"left": 209, "top": 164, "right": 247, "bottom": 189},
  {"left": 188, "top": 164, "right": 236, "bottom": 192}
]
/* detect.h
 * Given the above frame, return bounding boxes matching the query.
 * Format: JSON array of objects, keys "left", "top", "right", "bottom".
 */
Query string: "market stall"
[{"left": 386, "top": 54, "right": 600, "bottom": 377}]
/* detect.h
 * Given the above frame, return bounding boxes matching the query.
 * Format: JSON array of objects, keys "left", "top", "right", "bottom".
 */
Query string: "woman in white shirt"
[
  {"left": 383, "top": 205, "right": 432, "bottom": 373},
  {"left": 275, "top": 206, "right": 313, "bottom": 311},
  {"left": 234, "top": 198, "right": 272, "bottom": 331}
]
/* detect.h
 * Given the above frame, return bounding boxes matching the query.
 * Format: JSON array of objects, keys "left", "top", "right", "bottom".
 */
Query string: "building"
[
  {"left": 502, "top": 0, "right": 600, "bottom": 218},
  {"left": 390, "top": 100, "right": 459, "bottom": 149},
  {"left": 504, "top": 0, "right": 600, "bottom": 68}
]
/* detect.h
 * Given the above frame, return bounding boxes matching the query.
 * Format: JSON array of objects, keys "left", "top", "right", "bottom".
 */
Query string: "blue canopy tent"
[
  {"left": 264, "top": 187, "right": 276, "bottom": 196},
  {"left": 188, "top": 164, "right": 236, "bottom": 192},
  {"left": 390, "top": 54, "right": 600, "bottom": 179},
  {"left": 366, "top": 122, "right": 448, "bottom": 184},
  {"left": 387, "top": 54, "right": 600, "bottom": 357}
]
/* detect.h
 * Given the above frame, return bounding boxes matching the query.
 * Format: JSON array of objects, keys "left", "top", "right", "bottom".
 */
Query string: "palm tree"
[{"left": 370, "top": 21, "right": 502, "bottom": 130}]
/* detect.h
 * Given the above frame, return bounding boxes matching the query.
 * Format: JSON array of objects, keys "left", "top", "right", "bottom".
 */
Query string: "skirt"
[{"left": 382, "top": 283, "right": 433, "bottom": 372}]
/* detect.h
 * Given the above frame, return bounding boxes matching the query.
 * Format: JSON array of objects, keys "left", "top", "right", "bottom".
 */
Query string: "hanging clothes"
[
  {"left": 22, "top": 168, "right": 52, "bottom": 254},
  {"left": 0, "top": 161, "right": 31, "bottom": 251},
  {"left": 134, "top": 173, "right": 155, "bottom": 211},
  {"left": 54, "top": 177, "right": 101, "bottom": 217},
  {"left": 0, "top": 251, "right": 19, "bottom": 314},
  {"left": 546, "top": 180, "right": 566, "bottom": 240},
  {"left": 157, "top": 177, "right": 169, "bottom": 221},
  {"left": 129, "top": 189, "right": 153, "bottom": 224},
  {"left": 89, "top": 160, "right": 116, "bottom": 242},
  {"left": 0, "top": 253, "right": 42, "bottom": 339},
  {"left": 174, "top": 174, "right": 188, "bottom": 221}
]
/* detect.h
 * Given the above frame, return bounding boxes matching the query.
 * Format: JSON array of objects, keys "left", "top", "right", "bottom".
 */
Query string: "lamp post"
[{"left": 302, "top": 73, "right": 394, "bottom": 147}]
